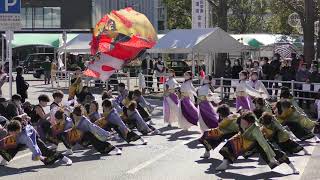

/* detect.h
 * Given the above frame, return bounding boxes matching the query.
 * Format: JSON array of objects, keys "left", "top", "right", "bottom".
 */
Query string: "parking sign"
[{"left": 0, "top": 0, "right": 21, "bottom": 30}]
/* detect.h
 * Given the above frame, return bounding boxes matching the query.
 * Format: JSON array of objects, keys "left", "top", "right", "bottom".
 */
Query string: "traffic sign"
[{"left": 0, "top": 0, "right": 21, "bottom": 31}]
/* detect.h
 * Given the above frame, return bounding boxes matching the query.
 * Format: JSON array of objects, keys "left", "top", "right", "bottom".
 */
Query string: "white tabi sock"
[
  {"left": 140, "top": 137, "right": 148, "bottom": 145},
  {"left": 313, "top": 136, "right": 320, "bottom": 143},
  {"left": 303, "top": 148, "right": 310, "bottom": 155},
  {"left": 288, "top": 163, "right": 300, "bottom": 174},
  {"left": 61, "top": 156, "right": 72, "bottom": 166},
  {"left": 0, "top": 158, "right": 8, "bottom": 166},
  {"left": 113, "top": 147, "right": 122, "bottom": 155}
]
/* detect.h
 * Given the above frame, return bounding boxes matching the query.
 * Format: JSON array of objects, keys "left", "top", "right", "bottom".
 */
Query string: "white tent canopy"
[
  {"left": 58, "top": 34, "right": 166, "bottom": 55},
  {"left": 147, "top": 27, "right": 246, "bottom": 54},
  {"left": 58, "top": 33, "right": 92, "bottom": 54}
]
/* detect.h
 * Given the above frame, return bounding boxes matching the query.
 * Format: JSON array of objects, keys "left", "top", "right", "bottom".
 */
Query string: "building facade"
[
  {"left": 21, "top": 0, "right": 92, "bottom": 31},
  {"left": 93, "top": 0, "right": 167, "bottom": 33},
  {"left": 20, "top": 0, "right": 167, "bottom": 33},
  {"left": 192, "top": 0, "right": 210, "bottom": 29}
]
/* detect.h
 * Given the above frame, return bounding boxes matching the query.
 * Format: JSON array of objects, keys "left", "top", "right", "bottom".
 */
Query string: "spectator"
[
  {"left": 141, "top": 55, "right": 154, "bottom": 92},
  {"left": 223, "top": 59, "right": 232, "bottom": 99},
  {"left": 42, "top": 56, "right": 52, "bottom": 85},
  {"left": 16, "top": 66, "right": 29, "bottom": 103},
  {"left": 261, "top": 57, "right": 271, "bottom": 94},
  {"left": 154, "top": 57, "right": 165, "bottom": 91},
  {"left": 252, "top": 61, "right": 262, "bottom": 78},
  {"left": 76, "top": 86, "right": 94, "bottom": 104},
  {"left": 68, "top": 67, "right": 83, "bottom": 100},
  {"left": 0, "top": 65, "right": 7, "bottom": 97},
  {"left": 232, "top": 59, "right": 243, "bottom": 79},
  {"left": 280, "top": 60, "right": 295, "bottom": 88},
  {"left": 269, "top": 53, "right": 282, "bottom": 98},
  {"left": 296, "top": 63, "right": 311, "bottom": 108},
  {"left": 291, "top": 53, "right": 300, "bottom": 73},
  {"left": 51, "top": 60, "right": 58, "bottom": 87},
  {"left": 309, "top": 65, "right": 320, "bottom": 103},
  {"left": 244, "top": 59, "right": 253, "bottom": 72}
]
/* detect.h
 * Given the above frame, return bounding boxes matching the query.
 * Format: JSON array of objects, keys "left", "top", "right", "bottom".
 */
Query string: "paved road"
[{"left": 0, "top": 81, "right": 319, "bottom": 180}]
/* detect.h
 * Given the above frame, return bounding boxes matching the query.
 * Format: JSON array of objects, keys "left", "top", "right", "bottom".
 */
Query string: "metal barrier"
[
  {"left": 53, "top": 71, "right": 320, "bottom": 101},
  {"left": 209, "top": 77, "right": 320, "bottom": 101}
]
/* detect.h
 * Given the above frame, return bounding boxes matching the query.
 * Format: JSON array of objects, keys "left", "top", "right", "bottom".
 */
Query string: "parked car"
[
  {"left": 23, "top": 53, "right": 54, "bottom": 73},
  {"left": 166, "top": 60, "right": 191, "bottom": 76}
]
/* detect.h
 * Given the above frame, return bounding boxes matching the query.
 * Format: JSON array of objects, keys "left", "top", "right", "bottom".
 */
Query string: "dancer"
[
  {"left": 197, "top": 75, "right": 219, "bottom": 132},
  {"left": 178, "top": 71, "right": 199, "bottom": 130},
  {"left": 88, "top": 101, "right": 101, "bottom": 123},
  {"left": 259, "top": 112, "right": 309, "bottom": 155},
  {"left": 68, "top": 67, "right": 83, "bottom": 100},
  {"left": 72, "top": 105, "right": 122, "bottom": 155},
  {"left": 198, "top": 104, "right": 239, "bottom": 158},
  {"left": 163, "top": 69, "right": 180, "bottom": 127},
  {"left": 253, "top": 98, "right": 273, "bottom": 119},
  {"left": 236, "top": 70, "right": 263, "bottom": 111},
  {"left": 0, "top": 120, "right": 72, "bottom": 166},
  {"left": 133, "top": 90, "right": 155, "bottom": 123},
  {"left": 248, "top": 71, "right": 270, "bottom": 100},
  {"left": 217, "top": 112, "right": 299, "bottom": 174},
  {"left": 96, "top": 99, "right": 147, "bottom": 145},
  {"left": 275, "top": 100, "right": 319, "bottom": 142},
  {"left": 50, "top": 90, "right": 64, "bottom": 125}
]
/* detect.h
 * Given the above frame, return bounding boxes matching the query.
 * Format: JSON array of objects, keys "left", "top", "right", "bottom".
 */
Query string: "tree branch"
[{"left": 206, "top": 0, "right": 218, "bottom": 9}]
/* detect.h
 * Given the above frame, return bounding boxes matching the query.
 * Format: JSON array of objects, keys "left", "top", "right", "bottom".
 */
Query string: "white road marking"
[{"left": 126, "top": 139, "right": 195, "bottom": 174}]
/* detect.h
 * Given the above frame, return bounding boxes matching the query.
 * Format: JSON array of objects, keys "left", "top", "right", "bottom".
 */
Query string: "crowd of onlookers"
[{"left": 222, "top": 53, "right": 320, "bottom": 108}]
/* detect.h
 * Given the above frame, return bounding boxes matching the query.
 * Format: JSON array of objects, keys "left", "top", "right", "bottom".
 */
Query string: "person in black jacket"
[
  {"left": 16, "top": 67, "right": 29, "bottom": 103},
  {"left": 223, "top": 59, "right": 232, "bottom": 99},
  {"left": 269, "top": 54, "right": 282, "bottom": 98},
  {"left": 231, "top": 59, "right": 243, "bottom": 93},
  {"left": 279, "top": 60, "right": 295, "bottom": 88},
  {"left": 261, "top": 57, "right": 272, "bottom": 94}
]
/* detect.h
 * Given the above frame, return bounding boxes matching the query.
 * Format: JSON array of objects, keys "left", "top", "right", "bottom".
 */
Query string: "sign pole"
[
  {"left": 6, "top": 30, "right": 13, "bottom": 97},
  {"left": 63, "top": 31, "right": 67, "bottom": 71},
  {"left": 1, "top": 34, "right": 4, "bottom": 71}
]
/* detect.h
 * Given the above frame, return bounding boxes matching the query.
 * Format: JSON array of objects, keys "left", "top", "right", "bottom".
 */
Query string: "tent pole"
[
  {"left": 1, "top": 34, "right": 4, "bottom": 71},
  {"left": 213, "top": 53, "right": 216, "bottom": 75},
  {"left": 192, "top": 52, "right": 195, "bottom": 77}
]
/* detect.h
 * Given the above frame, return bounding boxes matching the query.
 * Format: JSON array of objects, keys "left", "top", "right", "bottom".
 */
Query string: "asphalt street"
[{"left": 0, "top": 80, "right": 319, "bottom": 180}]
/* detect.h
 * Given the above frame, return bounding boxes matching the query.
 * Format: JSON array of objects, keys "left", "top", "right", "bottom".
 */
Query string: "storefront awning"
[{"left": 2, "top": 33, "right": 79, "bottom": 48}]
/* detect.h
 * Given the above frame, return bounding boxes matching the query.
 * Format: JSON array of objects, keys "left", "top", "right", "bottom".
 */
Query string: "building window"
[
  {"left": 196, "top": 9, "right": 199, "bottom": 13},
  {"left": 198, "top": 16, "right": 201, "bottom": 20},
  {"left": 21, "top": 7, "right": 61, "bottom": 29},
  {"left": 198, "top": 22, "right": 201, "bottom": 27},
  {"left": 200, "top": 5, "right": 204, "bottom": 8},
  {"left": 200, "top": 9, "right": 204, "bottom": 13},
  {"left": 196, "top": 2, "right": 199, "bottom": 6}
]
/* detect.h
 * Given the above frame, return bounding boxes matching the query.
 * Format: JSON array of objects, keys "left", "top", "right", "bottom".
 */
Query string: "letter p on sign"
[
  {"left": 6, "top": 0, "right": 17, "bottom": 12},
  {"left": 0, "top": 0, "right": 20, "bottom": 13}
]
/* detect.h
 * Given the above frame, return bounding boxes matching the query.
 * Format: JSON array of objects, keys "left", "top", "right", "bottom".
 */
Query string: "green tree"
[
  {"left": 207, "top": 0, "right": 229, "bottom": 31},
  {"left": 163, "top": 0, "right": 192, "bottom": 29},
  {"left": 265, "top": 0, "right": 296, "bottom": 34},
  {"left": 228, "top": 0, "right": 269, "bottom": 33}
]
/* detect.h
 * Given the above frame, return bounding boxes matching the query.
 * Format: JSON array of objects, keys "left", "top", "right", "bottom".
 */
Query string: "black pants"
[
  {"left": 81, "top": 132, "right": 115, "bottom": 154},
  {"left": 157, "top": 77, "right": 161, "bottom": 91}
]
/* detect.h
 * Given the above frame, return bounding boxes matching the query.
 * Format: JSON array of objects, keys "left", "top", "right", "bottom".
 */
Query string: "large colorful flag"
[{"left": 84, "top": 7, "right": 157, "bottom": 80}]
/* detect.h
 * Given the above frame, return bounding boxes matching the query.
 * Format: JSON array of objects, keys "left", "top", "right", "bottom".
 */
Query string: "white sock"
[
  {"left": 65, "top": 149, "right": 73, "bottom": 155},
  {"left": 313, "top": 136, "right": 320, "bottom": 143},
  {"left": 61, "top": 156, "right": 72, "bottom": 165},
  {"left": 0, "top": 158, "right": 8, "bottom": 166},
  {"left": 303, "top": 148, "right": 310, "bottom": 155},
  {"left": 114, "top": 147, "right": 122, "bottom": 155},
  {"left": 140, "top": 138, "right": 148, "bottom": 145},
  {"left": 288, "top": 163, "right": 299, "bottom": 174}
]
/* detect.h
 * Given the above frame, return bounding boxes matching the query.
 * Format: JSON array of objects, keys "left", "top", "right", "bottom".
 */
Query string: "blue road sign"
[{"left": 0, "top": 0, "right": 21, "bottom": 14}]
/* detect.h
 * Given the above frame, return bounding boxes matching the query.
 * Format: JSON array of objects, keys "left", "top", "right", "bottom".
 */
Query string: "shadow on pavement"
[
  {"left": 167, "top": 130, "right": 200, "bottom": 142},
  {"left": 214, "top": 171, "right": 289, "bottom": 180},
  {"left": 184, "top": 139, "right": 202, "bottom": 150}
]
